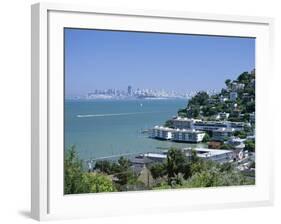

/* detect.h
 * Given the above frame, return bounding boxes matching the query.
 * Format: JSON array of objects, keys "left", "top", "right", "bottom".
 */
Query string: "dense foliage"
[
  {"left": 81, "top": 173, "right": 117, "bottom": 193},
  {"left": 64, "top": 146, "right": 85, "bottom": 194},
  {"left": 65, "top": 146, "right": 254, "bottom": 194},
  {"left": 244, "top": 140, "right": 255, "bottom": 152},
  {"left": 94, "top": 156, "right": 139, "bottom": 191},
  {"left": 151, "top": 148, "right": 254, "bottom": 190},
  {"left": 64, "top": 146, "right": 116, "bottom": 194},
  {"left": 179, "top": 70, "right": 255, "bottom": 122}
]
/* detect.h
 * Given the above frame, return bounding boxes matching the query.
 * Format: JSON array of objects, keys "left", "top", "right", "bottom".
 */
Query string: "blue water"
[{"left": 64, "top": 99, "right": 205, "bottom": 161}]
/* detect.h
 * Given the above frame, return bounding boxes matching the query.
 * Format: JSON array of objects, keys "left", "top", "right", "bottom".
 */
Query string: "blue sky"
[{"left": 65, "top": 28, "right": 255, "bottom": 97}]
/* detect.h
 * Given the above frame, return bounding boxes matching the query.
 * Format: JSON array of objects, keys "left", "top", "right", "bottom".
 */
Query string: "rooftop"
[
  {"left": 152, "top": 126, "right": 204, "bottom": 133},
  {"left": 143, "top": 153, "right": 167, "bottom": 159},
  {"left": 183, "top": 148, "right": 232, "bottom": 157},
  {"left": 174, "top": 128, "right": 204, "bottom": 133},
  {"left": 174, "top": 117, "right": 201, "bottom": 122}
]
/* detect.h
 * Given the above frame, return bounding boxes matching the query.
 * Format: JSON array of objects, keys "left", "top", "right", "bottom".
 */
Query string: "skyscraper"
[{"left": 128, "top": 85, "right": 132, "bottom": 96}]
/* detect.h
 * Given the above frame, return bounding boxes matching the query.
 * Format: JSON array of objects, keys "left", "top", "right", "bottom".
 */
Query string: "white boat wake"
[{"left": 77, "top": 111, "right": 168, "bottom": 118}]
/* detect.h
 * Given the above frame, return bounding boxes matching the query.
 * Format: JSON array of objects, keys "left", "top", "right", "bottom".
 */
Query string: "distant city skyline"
[{"left": 65, "top": 28, "right": 255, "bottom": 97}]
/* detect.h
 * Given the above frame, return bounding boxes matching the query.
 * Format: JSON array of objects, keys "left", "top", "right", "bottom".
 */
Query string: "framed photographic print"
[{"left": 31, "top": 2, "right": 274, "bottom": 221}]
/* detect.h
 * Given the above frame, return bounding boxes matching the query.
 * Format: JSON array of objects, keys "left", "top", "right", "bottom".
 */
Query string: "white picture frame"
[{"left": 31, "top": 2, "right": 274, "bottom": 221}]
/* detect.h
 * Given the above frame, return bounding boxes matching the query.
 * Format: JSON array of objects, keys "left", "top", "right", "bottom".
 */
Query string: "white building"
[
  {"left": 194, "top": 120, "right": 228, "bottom": 131},
  {"left": 212, "top": 128, "right": 235, "bottom": 141},
  {"left": 215, "top": 112, "right": 229, "bottom": 120},
  {"left": 142, "top": 148, "right": 234, "bottom": 163},
  {"left": 229, "top": 122, "right": 249, "bottom": 130},
  {"left": 149, "top": 126, "right": 173, "bottom": 140},
  {"left": 169, "top": 116, "right": 246, "bottom": 132},
  {"left": 172, "top": 129, "right": 205, "bottom": 143},
  {"left": 230, "top": 91, "right": 238, "bottom": 101},
  {"left": 219, "top": 112, "right": 230, "bottom": 120},
  {"left": 142, "top": 152, "right": 167, "bottom": 162},
  {"left": 149, "top": 125, "right": 206, "bottom": 143},
  {"left": 184, "top": 148, "right": 234, "bottom": 163},
  {"left": 230, "top": 81, "right": 245, "bottom": 91},
  {"left": 170, "top": 117, "right": 197, "bottom": 129}
]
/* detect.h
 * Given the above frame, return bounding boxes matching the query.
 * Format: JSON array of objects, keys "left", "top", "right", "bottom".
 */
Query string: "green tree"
[
  {"left": 202, "top": 133, "right": 210, "bottom": 143},
  {"left": 249, "top": 161, "right": 255, "bottom": 169},
  {"left": 94, "top": 160, "right": 113, "bottom": 174},
  {"left": 152, "top": 182, "right": 172, "bottom": 190},
  {"left": 225, "top": 79, "right": 231, "bottom": 88},
  {"left": 237, "top": 72, "right": 250, "bottom": 83},
  {"left": 184, "top": 167, "right": 254, "bottom": 188},
  {"left": 190, "top": 149, "right": 200, "bottom": 163},
  {"left": 221, "top": 88, "right": 228, "bottom": 96},
  {"left": 149, "top": 162, "right": 167, "bottom": 179},
  {"left": 177, "top": 108, "right": 188, "bottom": 117},
  {"left": 64, "top": 145, "right": 84, "bottom": 194},
  {"left": 166, "top": 148, "right": 188, "bottom": 185},
  {"left": 182, "top": 162, "right": 192, "bottom": 180},
  {"left": 245, "top": 101, "right": 255, "bottom": 113},
  {"left": 113, "top": 157, "right": 135, "bottom": 188},
  {"left": 164, "top": 119, "right": 173, "bottom": 128},
  {"left": 188, "top": 91, "right": 209, "bottom": 106},
  {"left": 234, "top": 130, "right": 247, "bottom": 139},
  {"left": 220, "top": 143, "right": 231, "bottom": 149},
  {"left": 82, "top": 173, "right": 116, "bottom": 193},
  {"left": 118, "top": 156, "right": 132, "bottom": 169},
  {"left": 64, "top": 146, "right": 117, "bottom": 194},
  {"left": 219, "top": 162, "right": 233, "bottom": 172},
  {"left": 244, "top": 140, "right": 255, "bottom": 152},
  {"left": 191, "top": 159, "right": 213, "bottom": 175},
  {"left": 185, "top": 168, "right": 220, "bottom": 187}
]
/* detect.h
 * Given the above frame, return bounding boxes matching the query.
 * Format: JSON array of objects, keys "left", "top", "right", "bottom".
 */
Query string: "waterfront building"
[
  {"left": 170, "top": 117, "right": 198, "bottom": 129},
  {"left": 212, "top": 128, "right": 235, "bottom": 141},
  {"left": 149, "top": 126, "right": 205, "bottom": 143},
  {"left": 172, "top": 129, "right": 205, "bottom": 143},
  {"left": 149, "top": 126, "right": 173, "bottom": 140},
  {"left": 193, "top": 120, "right": 228, "bottom": 131},
  {"left": 170, "top": 117, "right": 246, "bottom": 132}
]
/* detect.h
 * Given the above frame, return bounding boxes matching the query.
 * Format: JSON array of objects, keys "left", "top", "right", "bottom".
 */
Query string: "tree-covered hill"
[{"left": 178, "top": 69, "right": 255, "bottom": 123}]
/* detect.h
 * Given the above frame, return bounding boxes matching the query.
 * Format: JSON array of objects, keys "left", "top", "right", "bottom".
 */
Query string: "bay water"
[{"left": 64, "top": 99, "right": 206, "bottom": 161}]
